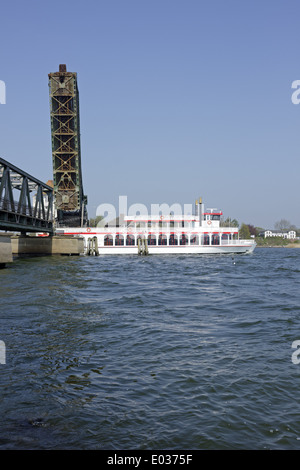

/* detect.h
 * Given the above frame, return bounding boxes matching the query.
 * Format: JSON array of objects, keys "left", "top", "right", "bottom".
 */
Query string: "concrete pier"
[
  {"left": 0, "top": 234, "right": 13, "bottom": 267},
  {"left": 11, "top": 235, "right": 84, "bottom": 256}
]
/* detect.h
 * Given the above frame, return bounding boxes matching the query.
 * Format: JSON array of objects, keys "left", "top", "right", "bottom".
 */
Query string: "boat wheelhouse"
[{"left": 57, "top": 199, "right": 256, "bottom": 255}]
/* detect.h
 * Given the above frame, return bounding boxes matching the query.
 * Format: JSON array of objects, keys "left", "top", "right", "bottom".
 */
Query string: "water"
[{"left": 0, "top": 248, "right": 300, "bottom": 450}]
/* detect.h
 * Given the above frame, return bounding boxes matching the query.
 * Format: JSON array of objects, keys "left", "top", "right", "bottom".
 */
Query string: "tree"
[
  {"left": 247, "top": 224, "right": 258, "bottom": 236},
  {"left": 274, "top": 219, "right": 292, "bottom": 231},
  {"left": 89, "top": 215, "right": 104, "bottom": 227},
  {"left": 220, "top": 217, "right": 239, "bottom": 227},
  {"left": 239, "top": 223, "right": 251, "bottom": 239}
]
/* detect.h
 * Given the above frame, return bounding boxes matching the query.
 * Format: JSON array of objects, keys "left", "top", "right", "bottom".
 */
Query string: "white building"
[{"left": 260, "top": 229, "right": 296, "bottom": 239}]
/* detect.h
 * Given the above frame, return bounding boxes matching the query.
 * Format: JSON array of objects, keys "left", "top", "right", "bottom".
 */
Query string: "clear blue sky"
[{"left": 0, "top": 0, "right": 300, "bottom": 229}]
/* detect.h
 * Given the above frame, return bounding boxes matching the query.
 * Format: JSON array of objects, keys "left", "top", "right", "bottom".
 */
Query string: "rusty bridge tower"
[{"left": 48, "top": 64, "right": 88, "bottom": 227}]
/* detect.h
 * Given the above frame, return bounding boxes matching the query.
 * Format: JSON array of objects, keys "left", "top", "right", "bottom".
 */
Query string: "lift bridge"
[{"left": 48, "top": 64, "right": 88, "bottom": 227}]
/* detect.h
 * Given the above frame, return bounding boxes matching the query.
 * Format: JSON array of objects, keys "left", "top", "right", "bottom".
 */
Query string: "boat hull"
[{"left": 88, "top": 243, "right": 256, "bottom": 255}]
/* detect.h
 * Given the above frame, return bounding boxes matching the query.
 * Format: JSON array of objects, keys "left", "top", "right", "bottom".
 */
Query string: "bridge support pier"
[
  {"left": 11, "top": 235, "right": 84, "bottom": 256},
  {"left": 0, "top": 234, "right": 13, "bottom": 268}
]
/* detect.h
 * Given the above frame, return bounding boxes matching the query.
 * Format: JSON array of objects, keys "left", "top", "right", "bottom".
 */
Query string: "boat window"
[
  {"left": 190, "top": 235, "right": 199, "bottom": 245},
  {"left": 158, "top": 234, "right": 167, "bottom": 246},
  {"left": 202, "top": 234, "right": 209, "bottom": 245},
  {"left": 126, "top": 234, "right": 135, "bottom": 246},
  {"left": 104, "top": 235, "right": 113, "bottom": 246},
  {"left": 115, "top": 234, "right": 124, "bottom": 246},
  {"left": 148, "top": 235, "right": 156, "bottom": 246},
  {"left": 169, "top": 234, "right": 178, "bottom": 245},
  {"left": 212, "top": 234, "right": 220, "bottom": 245},
  {"left": 180, "top": 234, "right": 188, "bottom": 245}
]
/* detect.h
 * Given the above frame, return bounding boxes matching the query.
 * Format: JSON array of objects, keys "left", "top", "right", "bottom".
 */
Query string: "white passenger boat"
[{"left": 57, "top": 198, "right": 256, "bottom": 255}]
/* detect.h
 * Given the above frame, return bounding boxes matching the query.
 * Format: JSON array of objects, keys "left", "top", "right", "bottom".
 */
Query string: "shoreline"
[{"left": 256, "top": 244, "right": 300, "bottom": 248}]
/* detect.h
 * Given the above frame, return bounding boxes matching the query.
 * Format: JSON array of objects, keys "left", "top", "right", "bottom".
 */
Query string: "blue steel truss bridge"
[{"left": 0, "top": 157, "right": 53, "bottom": 234}]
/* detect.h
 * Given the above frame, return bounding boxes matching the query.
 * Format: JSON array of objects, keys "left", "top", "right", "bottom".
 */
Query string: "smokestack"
[{"left": 199, "top": 197, "right": 202, "bottom": 226}]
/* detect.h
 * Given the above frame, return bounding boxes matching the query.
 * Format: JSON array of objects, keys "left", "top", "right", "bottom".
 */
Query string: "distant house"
[{"left": 259, "top": 229, "right": 296, "bottom": 239}]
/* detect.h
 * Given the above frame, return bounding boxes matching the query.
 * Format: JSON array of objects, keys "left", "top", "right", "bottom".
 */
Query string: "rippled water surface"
[{"left": 1, "top": 248, "right": 300, "bottom": 449}]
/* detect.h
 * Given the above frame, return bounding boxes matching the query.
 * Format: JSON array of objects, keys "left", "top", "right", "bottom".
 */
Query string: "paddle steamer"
[{"left": 57, "top": 199, "right": 256, "bottom": 255}]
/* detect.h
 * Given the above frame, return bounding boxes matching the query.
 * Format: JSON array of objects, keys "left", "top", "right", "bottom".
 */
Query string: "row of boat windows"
[{"left": 103, "top": 234, "right": 233, "bottom": 246}]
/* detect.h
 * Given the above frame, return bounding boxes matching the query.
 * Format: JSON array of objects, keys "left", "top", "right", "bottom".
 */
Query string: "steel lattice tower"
[{"left": 48, "top": 64, "right": 88, "bottom": 227}]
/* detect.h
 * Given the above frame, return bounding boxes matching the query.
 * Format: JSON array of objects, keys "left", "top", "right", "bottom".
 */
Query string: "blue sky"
[{"left": 0, "top": 0, "right": 300, "bottom": 228}]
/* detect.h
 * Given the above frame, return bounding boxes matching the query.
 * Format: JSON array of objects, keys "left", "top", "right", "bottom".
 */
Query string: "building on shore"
[{"left": 259, "top": 229, "right": 296, "bottom": 239}]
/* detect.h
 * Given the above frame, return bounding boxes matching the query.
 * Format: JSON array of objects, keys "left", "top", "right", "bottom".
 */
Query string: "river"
[{"left": 0, "top": 248, "right": 300, "bottom": 449}]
